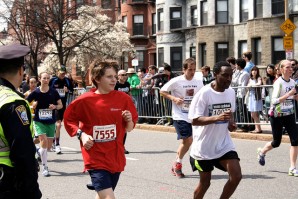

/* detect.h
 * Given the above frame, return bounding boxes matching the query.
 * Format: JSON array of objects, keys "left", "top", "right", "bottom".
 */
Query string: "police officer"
[
  {"left": 49, "top": 65, "right": 73, "bottom": 154},
  {"left": 0, "top": 44, "right": 42, "bottom": 199}
]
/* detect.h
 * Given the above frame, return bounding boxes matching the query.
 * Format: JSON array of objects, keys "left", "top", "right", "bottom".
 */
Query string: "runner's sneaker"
[
  {"left": 42, "top": 166, "right": 50, "bottom": 177},
  {"left": 171, "top": 162, "right": 185, "bottom": 178},
  {"left": 55, "top": 145, "right": 62, "bottom": 154},
  {"left": 288, "top": 168, "right": 298, "bottom": 177},
  {"left": 36, "top": 147, "right": 41, "bottom": 162},
  {"left": 257, "top": 147, "right": 265, "bottom": 166}
]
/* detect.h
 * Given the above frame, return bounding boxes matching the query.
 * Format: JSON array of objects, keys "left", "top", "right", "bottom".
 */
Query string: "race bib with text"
[{"left": 93, "top": 125, "right": 117, "bottom": 142}]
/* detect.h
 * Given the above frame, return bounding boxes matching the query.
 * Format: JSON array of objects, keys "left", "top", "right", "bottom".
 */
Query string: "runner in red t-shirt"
[{"left": 64, "top": 61, "right": 138, "bottom": 198}]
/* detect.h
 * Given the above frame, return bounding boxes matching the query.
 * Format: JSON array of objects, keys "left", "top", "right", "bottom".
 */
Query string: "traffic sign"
[
  {"left": 132, "top": 58, "right": 138, "bottom": 66},
  {"left": 280, "top": 19, "right": 296, "bottom": 35},
  {"left": 283, "top": 36, "right": 293, "bottom": 50}
]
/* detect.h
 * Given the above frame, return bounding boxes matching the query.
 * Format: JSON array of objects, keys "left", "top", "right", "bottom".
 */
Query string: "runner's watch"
[{"left": 77, "top": 129, "right": 83, "bottom": 140}]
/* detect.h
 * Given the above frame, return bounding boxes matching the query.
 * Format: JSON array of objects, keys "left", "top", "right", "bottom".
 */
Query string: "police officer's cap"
[{"left": 0, "top": 44, "right": 30, "bottom": 60}]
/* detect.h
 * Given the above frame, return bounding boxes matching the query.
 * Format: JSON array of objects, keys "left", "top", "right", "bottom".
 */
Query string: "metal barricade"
[{"left": 66, "top": 88, "right": 88, "bottom": 106}]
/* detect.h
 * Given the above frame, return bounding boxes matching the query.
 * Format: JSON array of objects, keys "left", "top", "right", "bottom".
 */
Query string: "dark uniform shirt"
[
  {"left": 0, "top": 78, "right": 42, "bottom": 199},
  {"left": 49, "top": 77, "right": 73, "bottom": 106}
]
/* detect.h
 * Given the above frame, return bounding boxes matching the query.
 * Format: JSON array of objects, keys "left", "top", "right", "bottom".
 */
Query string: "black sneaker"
[{"left": 124, "top": 149, "right": 129, "bottom": 154}]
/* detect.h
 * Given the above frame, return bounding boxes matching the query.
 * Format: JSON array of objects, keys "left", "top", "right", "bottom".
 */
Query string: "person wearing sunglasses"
[
  {"left": 115, "top": 70, "right": 131, "bottom": 154},
  {"left": 0, "top": 44, "right": 42, "bottom": 198},
  {"left": 290, "top": 59, "right": 298, "bottom": 81}
]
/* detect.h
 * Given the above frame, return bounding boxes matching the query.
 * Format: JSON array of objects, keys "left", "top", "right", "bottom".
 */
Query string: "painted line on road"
[
  {"left": 61, "top": 146, "right": 78, "bottom": 151},
  {"left": 126, "top": 157, "right": 138, "bottom": 161}
]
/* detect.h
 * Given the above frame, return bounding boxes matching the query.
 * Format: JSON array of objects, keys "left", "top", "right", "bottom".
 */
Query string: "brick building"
[
  {"left": 121, "top": 0, "right": 156, "bottom": 70},
  {"left": 156, "top": 0, "right": 298, "bottom": 71}
]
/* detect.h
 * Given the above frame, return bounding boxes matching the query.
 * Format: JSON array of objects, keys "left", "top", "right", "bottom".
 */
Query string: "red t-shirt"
[{"left": 64, "top": 90, "right": 138, "bottom": 173}]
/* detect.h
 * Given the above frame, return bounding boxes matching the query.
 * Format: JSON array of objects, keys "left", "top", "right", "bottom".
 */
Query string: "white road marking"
[
  {"left": 61, "top": 147, "right": 78, "bottom": 151},
  {"left": 126, "top": 157, "right": 138, "bottom": 161}
]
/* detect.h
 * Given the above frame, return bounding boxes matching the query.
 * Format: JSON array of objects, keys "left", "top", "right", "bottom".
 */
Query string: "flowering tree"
[{"left": 41, "top": 5, "right": 134, "bottom": 85}]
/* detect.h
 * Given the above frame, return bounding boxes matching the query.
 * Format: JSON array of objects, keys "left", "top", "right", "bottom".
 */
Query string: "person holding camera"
[{"left": 257, "top": 60, "right": 298, "bottom": 177}]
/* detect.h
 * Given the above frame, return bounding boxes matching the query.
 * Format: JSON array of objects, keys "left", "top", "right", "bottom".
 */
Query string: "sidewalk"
[{"left": 135, "top": 123, "right": 290, "bottom": 143}]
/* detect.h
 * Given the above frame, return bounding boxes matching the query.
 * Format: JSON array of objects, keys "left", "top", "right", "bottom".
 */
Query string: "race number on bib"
[
  {"left": 38, "top": 109, "right": 52, "bottom": 120},
  {"left": 56, "top": 88, "right": 65, "bottom": 97},
  {"left": 182, "top": 100, "right": 191, "bottom": 113},
  {"left": 281, "top": 99, "right": 294, "bottom": 113},
  {"left": 209, "top": 103, "right": 232, "bottom": 124},
  {"left": 93, "top": 125, "right": 117, "bottom": 142}
]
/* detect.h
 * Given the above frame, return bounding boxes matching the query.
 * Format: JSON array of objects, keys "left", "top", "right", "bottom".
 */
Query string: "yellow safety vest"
[{"left": 0, "top": 85, "right": 34, "bottom": 167}]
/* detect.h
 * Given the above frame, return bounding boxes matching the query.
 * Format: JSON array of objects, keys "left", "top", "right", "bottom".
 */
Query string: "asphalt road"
[{"left": 38, "top": 127, "right": 298, "bottom": 199}]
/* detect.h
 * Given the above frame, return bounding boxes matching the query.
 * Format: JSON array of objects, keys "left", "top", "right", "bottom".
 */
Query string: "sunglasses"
[
  {"left": 119, "top": 74, "right": 127, "bottom": 76},
  {"left": 292, "top": 64, "right": 296, "bottom": 66}
]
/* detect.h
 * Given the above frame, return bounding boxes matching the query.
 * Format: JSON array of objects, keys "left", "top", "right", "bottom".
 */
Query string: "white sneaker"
[
  {"left": 55, "top": 145, "right": 62, "bottom": 154},
  {"left": 42, "top": 166, "right": 50, "bottom": 177},
  {"left": 288, "top": 168, "right": 298, "bottom": 177}
]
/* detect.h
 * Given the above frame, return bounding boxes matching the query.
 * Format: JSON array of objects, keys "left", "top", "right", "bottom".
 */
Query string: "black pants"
[{"left": 236, "top": 97, "right": 255, "bottom": 131}]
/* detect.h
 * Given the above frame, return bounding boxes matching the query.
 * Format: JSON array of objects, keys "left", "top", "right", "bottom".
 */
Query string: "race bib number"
[
  {"left": 209, "top": 103, "right": 232, "bottom": 124},
  {"left": 93, "top": 125, "right": 117, "bottom": 142},
  {"left": 182, "top": 100, "right": 191, "bottom": 113},
  {"left": 281, "top": 99, "right": 294, "bottom": 113},
  {"left": 38, "top": 109, "right": 52, "bottom": 120},
  {"left": 56, "top": 88, "right": 65, "bottom": 97}
]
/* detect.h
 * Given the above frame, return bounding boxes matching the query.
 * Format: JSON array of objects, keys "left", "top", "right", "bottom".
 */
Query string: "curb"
[{"left": 135, "top": 124, "right": 290, "bottom": 143}]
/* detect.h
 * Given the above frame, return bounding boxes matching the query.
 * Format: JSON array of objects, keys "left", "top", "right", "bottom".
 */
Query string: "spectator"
[
  {"left": 115, "top": 69, "right": 131, "bottom": 154},
  {"left": 127, "top": 68, "right": 143, "bottom": 122},
  {"left": 263, "top": 64, "right": 276, "bottom": 109},
  {"left": 274, "top": 64, "right": 282, "bottom": 81},
  {"left": 235, "top": 58, "right": 254, "bottom": 132},
  {"left": 290, "top": 59, "right": 298, "bottom": 81},
  {"left": 21, "top": 73, "right": 30, "bottom": 93},
  {"left": 201, "top": 65, "right": 215, "bottom": 85},
  {"left": 246, "top": 66, "right": 263, "bottom": 133},
  {"left": 242, "top": 51, "right": 254, "bottom": 73},
  {"left": 226, "top": 56, "right": 237, "bottom": 73}
]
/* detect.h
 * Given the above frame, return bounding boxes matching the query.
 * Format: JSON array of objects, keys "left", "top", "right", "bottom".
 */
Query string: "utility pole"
[{"left": 285, "top": 0, "right": 289, "bottom": 20}]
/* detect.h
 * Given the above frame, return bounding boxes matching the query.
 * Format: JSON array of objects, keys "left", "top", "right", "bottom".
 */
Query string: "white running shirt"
[
  {"left": 161, "top": 75, "right": 203, "bottom": 123},
  {"left": 188, "top": 84, "right": 236, "bottom": 160}
]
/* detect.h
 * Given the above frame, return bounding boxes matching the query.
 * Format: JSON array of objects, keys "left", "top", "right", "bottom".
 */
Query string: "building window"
[
  {"left": 272, "top": 37, "right": 285, "bottom": 64},
  {"left": 240, "top": 0, "right": 248, "bottom": 22},
  {"left": 253, "top": 38, "right": 262, "bottom": 65},
  {"left": 132, "top": 0, "right": 144, "bottom": 2},
  {"left": 170, "top": 7, "right": 182, "bottom": 29},
  {"left": 272, "top": 0, "right": 284, "bottom": 15},
  {"left": 191, "top": 6, "right": 198, "bottom": 26},
  {"left": 190, "top": 46, "right": 196, "bottom": 59},
  {"left": 238, "top": 40, "right": 247, "bottom": 58},
  {"left": 201, "top": 1, "right": 208, "bottom": 25},
  {"left": 122, "top": 16, "right": 127, "bottom": 27},
  {"left": 136, "top": 51, "right": 144, "bottom": 68},
  {"left": 76, "top": 0, "right": 83, "bottom": 7},
  {"left": 170, "top": 47, "right": 182, "bottom": 71},
  {"left": 123, "top": 52, "right": 128, "bottom": 70},
  {"left": 216, "top": 0, "right": 228, "bottom": 24},
  {"left": 157, "top": 9, "right": 163, "bottom": 31},
  {"left": 158, "top": 47, "right": 164, "bottom": 68},
  {"left": 215, "top": 43, "right": 229, "bottom": 63},
  {"left": 101, "top": 0, "right": 110, "bottom": 9},
  {"left": 200, "top": 43, "right": 206, "bottom": 66},
  {"left": 152, "top": 13, "right": 156, "bottom": 35},
  {"left": 254, "top": 0, "right": 263, "bottom": 18},
  {"left": 122, "top": 0, "right": 127, "bottom": 3},
  {"left": 133, "top": 15, "right": 144, "bottom": 35}
]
